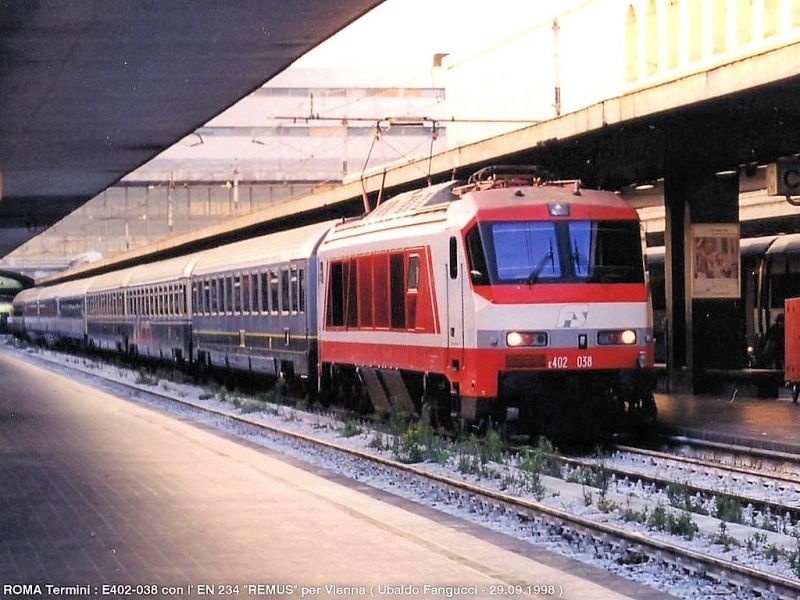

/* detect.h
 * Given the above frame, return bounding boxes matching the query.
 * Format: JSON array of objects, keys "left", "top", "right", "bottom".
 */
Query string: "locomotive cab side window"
[
  {"left": 449, "top": 237, "right": 458, "bottom": 279},
  {"left": 465, "top": 225, "right": 490, "bottom": 285}
]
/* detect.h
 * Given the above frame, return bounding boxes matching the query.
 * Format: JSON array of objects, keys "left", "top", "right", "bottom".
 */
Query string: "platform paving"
[
  {"left": 655, "top": 386, "right": 800, "bottom": 454},
  {"left": 0, "top": 349, "right": 673, "bottom": 600}
]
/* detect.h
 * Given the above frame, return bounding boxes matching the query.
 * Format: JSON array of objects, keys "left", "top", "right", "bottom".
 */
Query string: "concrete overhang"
[{"left": 0, "top": 0, "right": 383, "bottom": 259}]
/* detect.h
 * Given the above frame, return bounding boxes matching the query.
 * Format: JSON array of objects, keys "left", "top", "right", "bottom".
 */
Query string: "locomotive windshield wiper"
[
  {"left": 526, "top": 246, "right": 555, "bottom": 284},
  {"left": 570, "top": 239, "right": 586, "bottom": 273}
]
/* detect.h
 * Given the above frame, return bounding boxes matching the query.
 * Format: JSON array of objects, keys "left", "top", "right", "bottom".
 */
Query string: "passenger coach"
[{"left": 189, "top": 221, "right": 334, "bottom": 382}]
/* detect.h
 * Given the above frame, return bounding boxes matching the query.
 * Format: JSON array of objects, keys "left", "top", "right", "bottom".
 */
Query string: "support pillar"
[{"left": 663, "top": 171, "right": 745, "bottom": 393}]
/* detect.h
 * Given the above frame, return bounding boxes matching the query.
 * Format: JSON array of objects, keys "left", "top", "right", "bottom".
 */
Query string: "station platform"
[
  {"left": 0, "top": 349, "right": 672, "bottom": 600},
  {"left": 654, "top": 385, "right": 800, "bottom": 455}
]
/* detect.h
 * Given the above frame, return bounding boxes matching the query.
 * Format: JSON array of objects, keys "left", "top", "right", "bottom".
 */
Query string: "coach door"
[{"left": 446, "top": 236, "right": 466, "bottom": 376}]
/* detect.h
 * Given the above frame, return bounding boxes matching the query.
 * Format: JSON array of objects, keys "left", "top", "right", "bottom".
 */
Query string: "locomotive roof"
[
  {"left": 331, "top": 180, "right": 638, "bottom": 239},
  {"left": 363, "top": 180, "right": 460, "bottom": 223}
]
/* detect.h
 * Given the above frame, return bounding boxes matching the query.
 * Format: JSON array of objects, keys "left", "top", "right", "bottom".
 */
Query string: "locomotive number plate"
[{"left": 548, "top": 355, "right": 594, "bottom": 369}]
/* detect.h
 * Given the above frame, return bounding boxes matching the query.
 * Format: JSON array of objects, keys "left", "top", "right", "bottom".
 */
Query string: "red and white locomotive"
[{"left": 318, "top": 166, "right": 656, "bottom": 436}]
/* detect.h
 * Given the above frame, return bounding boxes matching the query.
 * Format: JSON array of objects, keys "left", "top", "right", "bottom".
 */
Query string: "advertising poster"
[{"left": 691, "top": 223, "right": 740, "bottom": 298}]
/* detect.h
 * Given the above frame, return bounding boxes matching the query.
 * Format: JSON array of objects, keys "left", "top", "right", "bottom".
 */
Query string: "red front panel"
[
  {"left": 472, "top": 282, "right": 648, "bottom": 304},
  {"left": 319, "top": 339, "right": 653, "bottom": 399}
]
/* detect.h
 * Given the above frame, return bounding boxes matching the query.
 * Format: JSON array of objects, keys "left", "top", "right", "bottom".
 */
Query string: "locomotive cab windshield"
[{"left": 466, "top": 219, "right": 644, "bottom": 286}]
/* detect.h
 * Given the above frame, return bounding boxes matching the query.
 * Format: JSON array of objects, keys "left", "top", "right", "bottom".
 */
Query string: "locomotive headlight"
[
  {"left": 597, "top": 329, "right": 637, "bottom": 345},
  {"left": 506, "top": 331, "right": 548, "bottom": 347}
]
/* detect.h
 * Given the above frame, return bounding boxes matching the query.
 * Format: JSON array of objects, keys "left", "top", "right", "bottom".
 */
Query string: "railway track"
[
  {"left": 6, "top": 340, "right": 800, "bottom": 599},
  {"left": 563, "top": 440, "right": 800, "bottom": 532}
]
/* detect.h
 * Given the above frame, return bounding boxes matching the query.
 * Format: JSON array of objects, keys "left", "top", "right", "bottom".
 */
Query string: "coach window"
[
  {"left": 243, "top": 274, "right": 252, "bottom": 313},
  {"left": 281, "top": 268, "right": 291, "bottom": 314},
  {"left": 233, "top": 274, "right": 242, "bottom": 314},
  {"left": 270, "top": 270, "right": 280, "bottom": 315},
  {"left": 223, "top": 277, "right": 231, "bottom": 314},
  {"left": 298, "top": 267, "right": 305, "bottom": 314},
  {"left": 290, "top": 266, "right": 299, "bottom": 313},
  {"left": 209, "top": 279, "right": 217, "bottom": 313},
  {"left": 191, "top": 281, "right": 198, "bottom": 313},
  {"left": 257, "top": 272, "right": 266, "bottom": 313}
]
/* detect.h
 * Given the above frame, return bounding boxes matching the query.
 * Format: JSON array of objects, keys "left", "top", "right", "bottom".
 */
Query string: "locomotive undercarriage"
[
  {"left": 496, "top": 368, "right": 657, "bottom": 440},
  {"left": 321, "top": 362, "right": 656, "bottom": 441}
]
